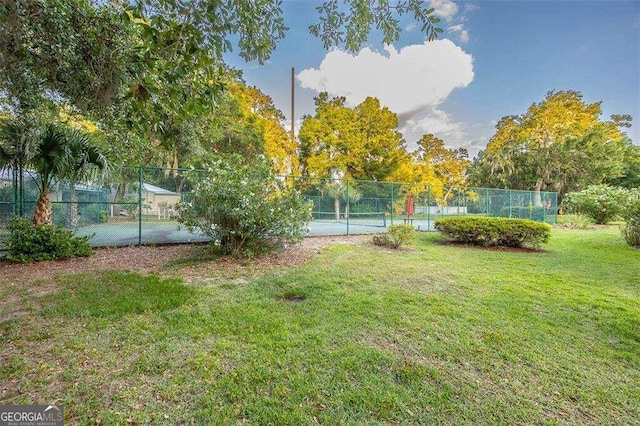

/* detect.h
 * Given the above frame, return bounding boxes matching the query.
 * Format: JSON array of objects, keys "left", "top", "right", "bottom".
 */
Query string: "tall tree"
[
  {"left": 415, "top": 134, "right": 470, "bottom": 202},
  {"left": 469, "top": 90, "right": 630, "bottom": 203},
  {"left": 1, "top": 0, "right": 442, "bottom": 122},
  {"left": 299, "top": 95, "right": 405, "bottom": 181},
  {"left": 0, "top": 119, "right": 108, "bottom": 224}
]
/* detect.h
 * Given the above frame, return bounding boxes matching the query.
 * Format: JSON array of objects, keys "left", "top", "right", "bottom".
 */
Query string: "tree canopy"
[
  {"left": 298, "top": 94, "right": 405, "bottom": 181},
  {"left": 468, "top": 90, "right": 631, "bottom": 202}
]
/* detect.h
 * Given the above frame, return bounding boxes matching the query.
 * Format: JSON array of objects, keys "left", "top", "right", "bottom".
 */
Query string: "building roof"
[{"left": 142, "top": 183, "right": 179, "bottom": 196}]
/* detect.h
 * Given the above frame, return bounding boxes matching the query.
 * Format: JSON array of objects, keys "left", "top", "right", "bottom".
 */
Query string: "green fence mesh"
[{"left": 0, "top": 165, "right": 558, "bottom": 251}]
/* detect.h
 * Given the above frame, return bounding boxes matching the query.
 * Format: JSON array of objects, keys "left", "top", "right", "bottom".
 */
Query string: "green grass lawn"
[{"left": 1, "top": 228, "right": 638, "bottom": 424}]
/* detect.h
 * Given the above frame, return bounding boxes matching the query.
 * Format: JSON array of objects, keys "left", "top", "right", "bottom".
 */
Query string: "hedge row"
[{"left": 434, "top": 216, "right": 551, "bottom": 248}]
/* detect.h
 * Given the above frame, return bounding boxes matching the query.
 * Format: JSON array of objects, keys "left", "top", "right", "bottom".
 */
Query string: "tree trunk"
[
  {"left": 533, "top": 180, "right": 543, "bottom": 207},
  {"left": 33, "top": 191, "right": 53, "bottom": 225},
  {"left": 334, "top": 197, "right": 340, "bottom": 221},
  {"left": 63, "top": 184, "right": 79, "bottom": 229},
  {"left": 68, "top": 187, "right": 79, "bottom": 228}
]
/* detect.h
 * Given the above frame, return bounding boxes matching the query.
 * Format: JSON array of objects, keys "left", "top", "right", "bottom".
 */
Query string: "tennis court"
[{"left": 74, "top": 215, "right": 430, "bottom": 247}]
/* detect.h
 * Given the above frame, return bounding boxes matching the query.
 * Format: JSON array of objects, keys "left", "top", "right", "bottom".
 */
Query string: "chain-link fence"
[{"left": 0, "top": 165, "right": 558, "bottom": 251}]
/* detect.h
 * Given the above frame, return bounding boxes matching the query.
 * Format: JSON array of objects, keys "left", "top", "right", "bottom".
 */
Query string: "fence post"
[
  {"left": 346, "top": 179, "right": 350, "bottom": 235},
  {"left": 390, "top": 184, "right": 394, "bottom": 226},
  {"left": 138, "top": 166, "right": 143, "bottom": 246},
  {"left": 509, "top": 189, "right": 512, "bottom": 218},
  {"left": 427, "top": 185, "right": 431, "bottom": 230},
  {"left": 18, "top": 159, "right": 24, "bottom": 217},
  {"left": 12, "top": 166, "right": 17, "bottom": 216},
  {"left": 486, "top": 188, "right": 490, "bottom": 217}
]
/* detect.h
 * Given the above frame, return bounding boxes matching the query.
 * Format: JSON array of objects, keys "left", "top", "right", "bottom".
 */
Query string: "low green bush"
[
  {"left": 373, "top": 224, "right": 415, "bottom": 249},
  {"left": 6, "top": 216, "right": 93, "bottom": 262},
  {"left": 557, "top": 214, "right": 594, "bottom": 229},
  {"left": 435, "top": 216, "right": 551, "bottom": 248},
  {"left": 621, "top": 192, "right": 640, "bottom": 248}
]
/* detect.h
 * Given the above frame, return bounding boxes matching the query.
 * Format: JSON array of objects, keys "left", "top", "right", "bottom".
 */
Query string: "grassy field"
[{"left": 1, "top": 227, "right": 638, "bottom": 424}]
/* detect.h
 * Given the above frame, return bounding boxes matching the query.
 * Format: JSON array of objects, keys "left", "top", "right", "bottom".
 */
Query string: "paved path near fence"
[{"left": 75, "top": 219, "right": 439, "bottom": 247}]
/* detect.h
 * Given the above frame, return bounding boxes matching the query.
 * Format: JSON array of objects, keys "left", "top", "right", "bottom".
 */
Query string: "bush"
[
  {"left": 563, "top": 185, "right": 629, "bottom": 224},
  {"left": 557, "top": 214, "right": 594, "bottom": 229},
  {"left": 621, "top": 191, "right": 640, "bottom": 248},
  {"left": 373, "top": 224, "right": 415, "bottom": 249},
  {"left": 6, "top": 216, "right": 93, "bottom": 262},
  {"left": 177, "top": 156, "right": 313, "bottom": 256},
  {"left": 434, "top": 216, "right": 551, "bottom": 248}
]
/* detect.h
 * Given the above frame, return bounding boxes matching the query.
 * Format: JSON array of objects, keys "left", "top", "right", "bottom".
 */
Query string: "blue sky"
[{"left": 225, "top": 0, "right": 640, "bottom": 156}]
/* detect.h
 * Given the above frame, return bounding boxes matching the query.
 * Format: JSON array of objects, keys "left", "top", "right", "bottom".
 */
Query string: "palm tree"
[
  {"left": 0, "top": 119, "right": 108, "bottom": 225},
  {"left": 323, "top": 180, "right": 362, "bottom": 220}
]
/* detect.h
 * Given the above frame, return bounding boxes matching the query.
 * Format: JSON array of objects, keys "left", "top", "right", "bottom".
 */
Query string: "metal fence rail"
[{"left": 0, "top": 165, "right": 558, "bottom": 250}]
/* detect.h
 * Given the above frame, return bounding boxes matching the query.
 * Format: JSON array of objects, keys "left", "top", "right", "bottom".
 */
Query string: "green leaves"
[
  {"left": 435, "top": 216, "right": 552, "bottom": 248},
  {"left": 470, "top": 91, "right": 631, "bottom": 200},
  {"left": 176, "top": 155, "right": 313, "bottom": 256},
  {"left": 299, "top": 95, "right": 405, "bottom": 181},
  {"left": 311, "top": 0, "right": 443, "bottom": 52},
  {"left": 562, "top": 185, "right": 632, "bottom": 224}
]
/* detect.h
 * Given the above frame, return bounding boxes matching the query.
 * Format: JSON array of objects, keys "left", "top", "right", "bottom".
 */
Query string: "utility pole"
[{"left": 291, "top": 67, "right": 295, "bottom": 143}]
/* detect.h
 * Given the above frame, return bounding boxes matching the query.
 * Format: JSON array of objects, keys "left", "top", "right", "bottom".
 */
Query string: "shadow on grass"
[{"left": 40, "top": 271, "right": 195, "bottom": 319}]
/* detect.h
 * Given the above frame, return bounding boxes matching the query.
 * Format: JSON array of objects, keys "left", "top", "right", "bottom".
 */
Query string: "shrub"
[
  {"left": 177, "top": 156, "right": 313, "bottom": 256},
  {"left": 435, "top": 216, "right": 551, "bottom": 248},
  {"left": 6, "top": 216, "right": 93, "bottom": 262},
  {"left": 621, "top": 191, "right": 640, "bottom": 248},
  {"left": 372, "top": 224, "right": 415, "bottom": 249},
  {"left": 557, "top": 214, "right": 594, "bottom": 229},
  {"left": 563, "top": 185, "right": 629, "bottom": 224}
]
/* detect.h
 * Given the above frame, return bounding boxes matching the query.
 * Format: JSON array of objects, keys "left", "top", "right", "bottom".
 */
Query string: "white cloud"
[
  {"left": 297, "top": 40, "right": 473, "bottom": 114},
  {"left": 463, "top": 3, "right": 479, "bottom": 13},
  {"left": 401, "top": 107, "right": 467, "bottom": 147},
  {"left": 405, "top": 22, "right": 417, "bottom": 32},
  {"left": 429, "top": 0, "right": 459, "bottom": 22},
  {"left": 447, "top": 24, "right": 469, "bottom": 43},
  {"left": 297, "top": 40, "right": 475, "bottom": 151}
]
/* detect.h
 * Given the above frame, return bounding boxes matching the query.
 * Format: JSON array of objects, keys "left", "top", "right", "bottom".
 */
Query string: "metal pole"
[
  {"left": 486, "top": 188, "right": 490, "bottom": 217},
  {"left": 12, "top": 165, "right": 17, "bottom": 216},
  {"left": 390, "top": 184, "right": 394, "bottom": 226},
  {"left": 427, "top": 185, "right": 431, "bottom": 230},
  {"left": 138, "top": 166, "right": 143, "bottom": 246},
  {"left": 346, "top": 179, "right": 350, "bottom": 235},
  {"left": 291, "top": 67, "right": 295, "bottom": 144}
]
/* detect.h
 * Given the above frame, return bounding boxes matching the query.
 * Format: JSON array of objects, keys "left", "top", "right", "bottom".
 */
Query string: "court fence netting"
[{"left": 0, "top": 165, "right": 558, "bottom": 252}]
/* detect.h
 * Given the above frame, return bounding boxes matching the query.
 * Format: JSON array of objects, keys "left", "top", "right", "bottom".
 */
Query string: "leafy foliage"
[
  {"left": 176, "top": 156, "right": 313, "bottom": 256},
  {"left": 310, "top": 0, "right": 442, "bottom": 51},
  {"left": 469, "top": 91, "right": 631, "bottom": 202},
  {"left": 373, "top": 224, "right": 415, "bottom": 249},
  {"left": 562, "top": 185, "right": 630, "bottom": 224},
  {"left": 0, "top": 0, "right": 133, "bottom": 114},
  {"left": 435, "top": 216, "right": 551, "bottom": 248},
  {"left": 0, "top": 119, "right": 108, "bottom": 224},
  {"left": 557, "top": 214, "right": 595, "bottom": 229},
  {"left": 6, "top": 216, "right": 93, "bottom": 263},
  {"left": 620, "top": 190, "right": 640, "bottom": 247},
  {"left": 299, "top": 95, "right": 406, "bottom": 181},
  {"left": 397, "top": 133, "right": 470, "bottom": 203}
]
